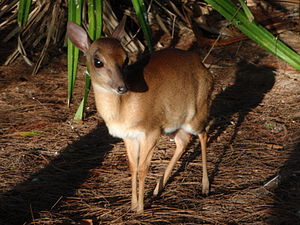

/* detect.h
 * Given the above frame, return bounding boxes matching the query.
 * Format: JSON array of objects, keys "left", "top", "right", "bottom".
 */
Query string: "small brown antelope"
[{"left": 67, "top": 19, "right": 213, "bottom": 213}]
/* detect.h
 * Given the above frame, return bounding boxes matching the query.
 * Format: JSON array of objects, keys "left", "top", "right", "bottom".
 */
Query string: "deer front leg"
[
  {"left": 124, "top": 139, "right": 139, "bottom": 211},
  {"left": 136, "top": 131, "right": 159, "bottom": 213}
]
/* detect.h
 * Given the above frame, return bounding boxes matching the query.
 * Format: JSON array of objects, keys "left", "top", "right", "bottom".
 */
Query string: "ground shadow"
[
  {"left": 208, "top": 60, "right": 276, "bottom": 189},
  {"left": 269, "top": 138, "right": 300, "bottom": 224},
  {"left": 0, "top": 122, "right": 119, "bottom": 225},
  {"left": 0, "top": 23, "right": 18, "bottom": 65}
]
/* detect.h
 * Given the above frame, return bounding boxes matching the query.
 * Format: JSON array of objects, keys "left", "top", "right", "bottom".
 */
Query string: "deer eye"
[{"left": 94, "top": 57, "right": 103, "bottom": 68}]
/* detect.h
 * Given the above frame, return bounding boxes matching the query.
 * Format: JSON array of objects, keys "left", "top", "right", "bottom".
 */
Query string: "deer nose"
[{"left": 117, "top": 86, "right": 128, "bottom": 94}]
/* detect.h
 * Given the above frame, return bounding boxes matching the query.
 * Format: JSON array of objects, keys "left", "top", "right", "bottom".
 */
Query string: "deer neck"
[{"left": 92, "top": 84, "right": 124, "bottom": 123}]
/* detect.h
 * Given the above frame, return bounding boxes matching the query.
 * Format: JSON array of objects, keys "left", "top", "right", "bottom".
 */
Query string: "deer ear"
[
  {"left": 67, "top": 22, "right": 91, "bottom": 53},
  {"left": 112, "top": 15, "right": 127, "bottom": 40}
]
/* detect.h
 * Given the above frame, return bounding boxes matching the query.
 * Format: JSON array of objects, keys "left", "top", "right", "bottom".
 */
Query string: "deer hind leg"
[
  {"left": 136, "top": 131, "right": 160, "bottom": 213},
  {"left": 199, "top": 130, "right": 209, "bottom": 195},
  {"left": 153, "top": 129, "right": 191, "bottom": 196}
]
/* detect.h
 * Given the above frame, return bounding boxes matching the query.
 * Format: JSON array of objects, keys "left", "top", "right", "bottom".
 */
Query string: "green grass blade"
[
  {"left": 67, "top": 0, "right": 76, "bottom": 106},
  {"left": 17, "top": 0, "right": 32, "bottom": 27},
  {"left": 74, "top": 0, "right": 95, "bottom": 120},
  {"left": 74, "top": 72, "right": 92, "bottom": 121},
  {"left": 74, "top": 0, "right": 103, "bottom": 120},
  {"left": 204, "top": 0, "right": 300, "bottom": 71},
  {"left": 131, "top": 0, "right": 153, "bottom": 51},
  {"left": 67, "top": 0, "right": 83, "bottom": 106},
  {"left": 88, "top": 0, "right": 96, "bottom": 40},
  {"left": 87, "top": 0, "right": 103, "bottom": 40},
  {"left": 238, "top": 0, "right": 254, "bottom": 22},
  {"left": 95, "top": 0, "right": 103, "bottom": 39},
  {"left": 19, "top": 131, "right": 43, "bottom": 136},
  {"left": 17, "top": 0, "right": 25, "bottom": 26},
  {"left": 137, "top": 0, "right": 148, "bottom": 18},
  {"left": 23, "top": 0, "right": 32, "bottom": 26},
  {"left": 74, "top": 99, "right": 85, "bottom": 121}
]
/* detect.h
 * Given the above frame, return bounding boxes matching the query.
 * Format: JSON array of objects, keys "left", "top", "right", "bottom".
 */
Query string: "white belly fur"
[
  {"left": 107, "top": 123, "right": 145, "bottom": 140},
  {"left": 164, "top": 124, "right": 199, "bottom": 136}
]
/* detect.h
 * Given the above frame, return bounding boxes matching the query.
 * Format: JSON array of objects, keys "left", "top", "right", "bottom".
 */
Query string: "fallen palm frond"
[{"left": 2, "top": 0, "right": 66, "bottom": 74}]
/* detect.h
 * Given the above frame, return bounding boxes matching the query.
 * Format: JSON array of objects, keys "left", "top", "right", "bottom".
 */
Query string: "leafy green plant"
[
  {"left": 67, "top": 0, "right": 83, "bottom": 107},
  {"left": 71, "top": 0, "right": 103, "bottom": 121},
  {"left": 131, "top": 0, "right": 153, "bottom": 52},
  {"left": 204, "top": 0, "right": 300, "bottom": 71}
]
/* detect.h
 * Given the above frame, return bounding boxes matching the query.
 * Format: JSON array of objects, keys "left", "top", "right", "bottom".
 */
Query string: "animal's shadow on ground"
[
  {"left": 208, "top": 60, "right": 276, "bottom": 188},
  {"left": 271, "top": 139, "right": 300, "bottom": 224},
  {"left": 0, "top": 123, "right": 119, "bottom": 225}
]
